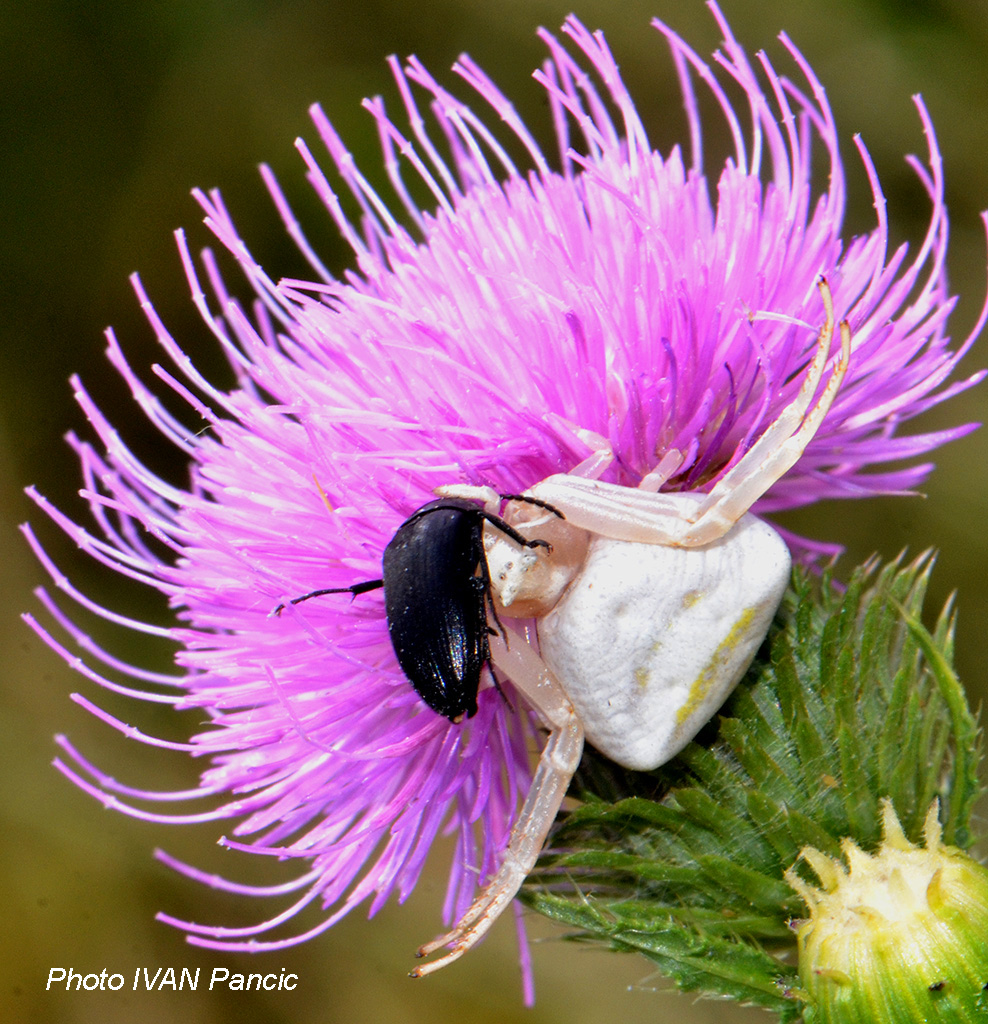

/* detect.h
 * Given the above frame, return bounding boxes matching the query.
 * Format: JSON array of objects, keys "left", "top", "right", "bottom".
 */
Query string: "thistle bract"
[{"left": 23, "top": 3, "right": 985, "bottom": 998}]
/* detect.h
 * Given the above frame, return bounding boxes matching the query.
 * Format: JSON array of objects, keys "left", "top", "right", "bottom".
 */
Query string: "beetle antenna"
[
  {"left": 476, "top": 510, "right": 554, "bottom": 554},
  {"left": 499, "top": 494, "right": 565, "bottom": 520},
  {"left": 272, "top": 578, "right": 383, "bottom": 617}
]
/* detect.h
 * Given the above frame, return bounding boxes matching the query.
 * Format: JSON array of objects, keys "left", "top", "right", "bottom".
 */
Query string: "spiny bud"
[{"left": 786, "top": 799, "right": 988, "bottom": 1023}]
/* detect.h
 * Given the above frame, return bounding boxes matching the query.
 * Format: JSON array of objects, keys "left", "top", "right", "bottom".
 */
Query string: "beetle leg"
[{"left": 410, "top": 627, "right": 584, "bottom": 976}]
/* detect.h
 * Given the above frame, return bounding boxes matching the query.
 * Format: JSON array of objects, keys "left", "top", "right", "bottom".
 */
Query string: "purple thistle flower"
[{"left": 22, "top": 2, "right": 985, "bottom": 1001}]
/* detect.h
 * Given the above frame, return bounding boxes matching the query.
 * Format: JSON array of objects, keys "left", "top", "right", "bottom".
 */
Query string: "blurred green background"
[{"left": 3, "top": 1, "right": 986, "bottom": 1022}]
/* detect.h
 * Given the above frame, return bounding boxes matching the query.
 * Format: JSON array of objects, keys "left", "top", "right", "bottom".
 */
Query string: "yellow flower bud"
[{"left": 786, "top": 800, "right": 988, "bottom": 1023}]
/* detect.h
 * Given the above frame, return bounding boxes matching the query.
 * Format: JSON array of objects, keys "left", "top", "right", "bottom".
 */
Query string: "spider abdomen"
[{"left": 537, "top": 512, "right": 791, "bottom": 771}]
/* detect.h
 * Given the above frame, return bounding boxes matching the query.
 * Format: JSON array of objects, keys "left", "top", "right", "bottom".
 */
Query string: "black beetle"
[{"left": 274, "top": 495, "right": 560, "bottom": 721}]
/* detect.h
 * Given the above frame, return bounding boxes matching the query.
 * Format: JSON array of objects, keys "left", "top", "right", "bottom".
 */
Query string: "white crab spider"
[{"left": 412, "top": 279, "right": 851, "bottom": 976}]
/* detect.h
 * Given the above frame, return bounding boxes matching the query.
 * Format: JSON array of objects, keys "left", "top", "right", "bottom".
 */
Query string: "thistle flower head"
[
  {"left": 23, "top": 3, "right": 985, "bottom": 999},
  {"left": 787, "top": 800, "right": 988, "bottom": 1023}
]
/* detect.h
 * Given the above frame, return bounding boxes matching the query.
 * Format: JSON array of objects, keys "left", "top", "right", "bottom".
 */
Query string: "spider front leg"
[
  {"left": 520, "top": 278, "right": 851, "bottom": 549},
  {"left": 684, "top": 277, "right": 851, "bottom": 543},
  {"left": 411, "top": 627, "right": 584, "bottom": 977}
]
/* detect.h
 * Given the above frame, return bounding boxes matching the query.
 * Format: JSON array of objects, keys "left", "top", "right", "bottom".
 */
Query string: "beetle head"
[{"left": 484, "top": 503, "right": 590, "bottom": 618}]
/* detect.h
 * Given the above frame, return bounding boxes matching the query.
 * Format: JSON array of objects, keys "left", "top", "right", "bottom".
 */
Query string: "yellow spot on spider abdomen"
[{"left": 675, "top": 606, "right": 758, "bottom": 727}]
